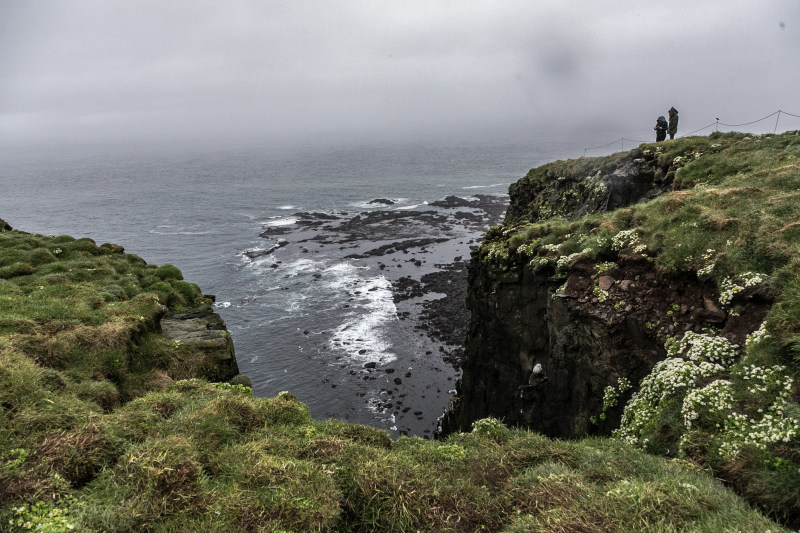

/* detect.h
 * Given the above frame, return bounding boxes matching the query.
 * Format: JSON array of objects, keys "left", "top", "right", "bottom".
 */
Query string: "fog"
[{"left": 2, "top": 1, "right": 799, "bottom": 150}]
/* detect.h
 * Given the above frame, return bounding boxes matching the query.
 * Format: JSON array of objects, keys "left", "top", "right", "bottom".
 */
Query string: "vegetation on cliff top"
[
  {"left": 0, "top": 212, "right": 791, "bottom": 530},
  {"left": 477, "top": 131, "right": 800, "bottom": 526}
]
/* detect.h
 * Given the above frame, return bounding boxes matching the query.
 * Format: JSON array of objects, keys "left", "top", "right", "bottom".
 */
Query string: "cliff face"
[
  {"left": 441, "top": 256, "right": 664, "bottom": 437},
  {"left": 440, "top": 145, "right": 770, "bottom": 438}
]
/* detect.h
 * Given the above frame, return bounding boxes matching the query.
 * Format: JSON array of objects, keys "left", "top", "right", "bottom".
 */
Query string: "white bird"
[{"left": 532, "top": 363, "right": 542, "bottom": 374}]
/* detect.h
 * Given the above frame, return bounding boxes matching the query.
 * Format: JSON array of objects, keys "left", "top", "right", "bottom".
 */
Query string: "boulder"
[{"left": 160, "top": 304, "right": 239, "bottom": 381}]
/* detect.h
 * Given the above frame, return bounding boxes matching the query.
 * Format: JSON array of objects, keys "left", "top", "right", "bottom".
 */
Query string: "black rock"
[{"left": 369, "top": 198, "right": 395, "bottom": 205}]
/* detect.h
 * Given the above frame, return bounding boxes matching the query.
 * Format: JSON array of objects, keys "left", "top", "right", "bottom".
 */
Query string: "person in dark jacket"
[
  {"left": 654, "top": 116, "right": 668, "bottom": 142},
  {"left": 668, "top": 107, "right": 679, "bottom": 139}
]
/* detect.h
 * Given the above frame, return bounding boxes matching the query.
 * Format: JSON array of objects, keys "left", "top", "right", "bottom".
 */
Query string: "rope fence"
[{"left": 583, "top": 109, "right": 800, "bottom": 157}]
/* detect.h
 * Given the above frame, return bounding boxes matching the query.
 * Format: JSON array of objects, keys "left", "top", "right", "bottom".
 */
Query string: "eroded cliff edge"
[{"left": 440, "top": 138, "right": 775, "bottom": 438}]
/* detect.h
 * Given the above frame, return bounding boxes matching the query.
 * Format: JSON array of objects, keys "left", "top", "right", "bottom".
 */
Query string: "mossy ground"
[
  {"left": 1, "top": 380, "right": 788, "bottom": 532},
  {"left": 476, "top": 131, "right": 800, "bottom": 527}
]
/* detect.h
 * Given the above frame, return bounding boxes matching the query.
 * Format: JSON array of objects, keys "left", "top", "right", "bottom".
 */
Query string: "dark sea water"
[{"left": 0, "top": 139, "right": 584, "bottom": 436}]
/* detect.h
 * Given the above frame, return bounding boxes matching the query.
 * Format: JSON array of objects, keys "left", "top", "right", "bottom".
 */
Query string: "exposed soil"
[{"left": 561, "top": 253, "right": 773, "bottom": 349}]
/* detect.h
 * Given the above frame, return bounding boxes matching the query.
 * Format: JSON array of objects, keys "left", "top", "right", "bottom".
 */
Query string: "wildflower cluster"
[
  {"left": 720, "top": 412, "right": 799, "bottom": 458},
  {"left": 472, "top": 417, "right": 509, "bottom": 441},
  {"left": 482, "top": 241, "right": 510, "bottom": 262},
  {"left": 696, "top": 249, "right": 716, "bottom": 277},
  {"left": 617, "top": 320, "right": 798, "bottom": 462},
  {"left": 611, "top": 229, "right": 647, "bottom": 254},
  {"left": 540, "top": 243, "right": 560, "bottom": 253},
  {"left": 665, "top": 331, "right": 739, "bottom": 365},
  {"left": 577, "top": 234, "right": 610, "bottom": 254},
  {"left": 529, "top": 257, "right": 550, "bottom": 268},
  {"left": 593, "top": 286, "right": 609, "bottom": 303},
  {"left": 611, "top": 229, "right": 640, "bottom": 251},
  {"left": 592, "top": 377, "right": 633, "bottom": 425},
  {"left": 595, "top": 261, "right": 616, "bottom": 274},
  {"left": 602, "top": 386, "right": 619, "bottom": 411},
  {"left": 555, "top": 280, "right": 568, "bottom": 295},
  {"left": 615, "top": 357, "right": 725, "bottom": 445},
  {"left": 681, "top": 380, "right": 733, "bottom": 429},
  {"left": 556, "top": 249, "right": 591, "bottom": 270},
  {"left": 740, "top": 364, "right": 792, "bottom": 399},
  {"left": 719, "top": 272, "right": 766, "bottom": 306},
  {"left": 745, "top": 321, "right": 770, "bottom": 349},
  {"left": 720, "top": 365, "right": 798, "bottom": 458},
  {"left": 517, "top": 242, "right": 539, "bottom": 256}
]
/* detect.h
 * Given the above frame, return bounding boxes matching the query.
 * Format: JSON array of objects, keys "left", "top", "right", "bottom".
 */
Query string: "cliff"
[{"left": 440, "top": 131, "right": 800, "bottom": 525}]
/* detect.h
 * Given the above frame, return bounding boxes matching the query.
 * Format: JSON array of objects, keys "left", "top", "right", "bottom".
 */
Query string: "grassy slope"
[
  {"left": 477, "top": 131, "right": 800, "bottom": 527},
  {"left": 0, "top": 131, "right": 795, "bottom": 532}
]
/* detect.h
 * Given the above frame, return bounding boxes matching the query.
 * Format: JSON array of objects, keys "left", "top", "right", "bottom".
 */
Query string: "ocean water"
[{"left": 0, "top": 139, "right": 583, "bottom": 436}]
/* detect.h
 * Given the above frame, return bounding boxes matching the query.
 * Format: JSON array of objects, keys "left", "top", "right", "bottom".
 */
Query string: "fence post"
[{"left": 774, "top": 110, "right": 781, "bottom": 134}]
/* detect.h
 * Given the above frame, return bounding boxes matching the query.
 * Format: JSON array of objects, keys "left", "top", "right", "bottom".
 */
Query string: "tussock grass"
[{"left": 3, "top": 376, "right": 788, "bottom": 531}]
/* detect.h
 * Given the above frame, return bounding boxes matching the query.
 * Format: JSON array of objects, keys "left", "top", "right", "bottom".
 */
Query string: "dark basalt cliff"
[{"left": 440, "top": 147, "right": 770, "bottom": 438}]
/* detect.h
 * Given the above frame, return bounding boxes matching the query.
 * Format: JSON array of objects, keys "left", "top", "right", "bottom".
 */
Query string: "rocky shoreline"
[{"left": 243, "top": 193, "right": 507, "bottom": 437}]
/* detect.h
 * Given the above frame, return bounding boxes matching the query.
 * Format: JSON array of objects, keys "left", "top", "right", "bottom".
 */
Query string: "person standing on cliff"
[
  {"left": 654, "top": 116, "right": 668, "bottom": 142},
  {"left": 668, "top": 107, "right": 679, "bottom": 139}
]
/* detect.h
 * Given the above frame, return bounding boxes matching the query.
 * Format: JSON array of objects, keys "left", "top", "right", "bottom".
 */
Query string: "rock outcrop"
[{"left": 160, "top": 303, "right": 240, "bottom": 382}]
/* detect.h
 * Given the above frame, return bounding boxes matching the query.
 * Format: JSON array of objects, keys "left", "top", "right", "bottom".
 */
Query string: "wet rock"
[
  {"left": 369, "top": 198, "right": 395, "bottom": 205},
  {"left": 430, "top": 195, "right": 477, "bottom": 208},
  {"left": 244, "top": 240, "right": 288, "bottom": 258}
]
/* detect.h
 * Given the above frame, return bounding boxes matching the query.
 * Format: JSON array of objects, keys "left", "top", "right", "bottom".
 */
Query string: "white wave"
[
  {"left": 327, "top": 270, "right": 397, "bottom": 363},
  {"left": 213, "top": 301, "right": 231, "bottom": 309},
  {"left": 260, "top": 258, "right": 320, "bottom": 277},
  {"left": 263, "top": 216, "right": 298, "bottom": 227},
  {"left": 351, "top": 197, "right": 407, "bottom": 210},
  {"left": 276, "top": 205, "right": 297, "bottom": 210},
  {"left": 462, "top": 183, "right": 507, "bottom": 189},
  {"left": 149, "top": 230, "right": 212, "bottom": 235},
  {"left": 321, "top": 262, "right": 369, "bottom": 289},
  {"left": 394, "top": 204, "right": 419, "bottom": 210}
]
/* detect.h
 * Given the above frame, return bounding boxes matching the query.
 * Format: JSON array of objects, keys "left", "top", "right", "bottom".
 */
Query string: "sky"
[{"left": 1, "top": 1, "right": 799, "bottom": 150}]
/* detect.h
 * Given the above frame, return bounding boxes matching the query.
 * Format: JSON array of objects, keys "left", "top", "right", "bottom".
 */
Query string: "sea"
[{"left": 0, "top": 138, "right": 588, "bottom": 437}]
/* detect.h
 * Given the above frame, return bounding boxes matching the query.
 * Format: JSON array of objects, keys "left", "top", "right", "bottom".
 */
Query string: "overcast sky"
[{"left": 1, "top": 1, "right": 799, "bottom": 149}]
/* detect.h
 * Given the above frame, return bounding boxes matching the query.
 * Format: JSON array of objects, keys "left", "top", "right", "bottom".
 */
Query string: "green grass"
[{"left": 6, "top": 382, "right": 785, "bottom": 532}]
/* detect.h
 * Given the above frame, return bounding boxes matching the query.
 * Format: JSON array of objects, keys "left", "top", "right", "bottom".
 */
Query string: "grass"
[
  {"left": 1, "top": 131, "right": 798, "bottom": 532},
  {"left": 6, "top": 382, "right": 785, "bottom": 532}
]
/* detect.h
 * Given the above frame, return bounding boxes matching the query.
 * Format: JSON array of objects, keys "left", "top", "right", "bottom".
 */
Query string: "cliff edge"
[{"left": 441, "top": 132, "right": 800, "bottom": 525}]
